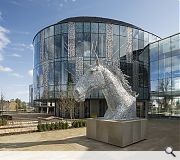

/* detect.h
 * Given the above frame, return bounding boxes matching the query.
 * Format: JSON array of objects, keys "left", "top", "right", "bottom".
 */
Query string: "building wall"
[
  {"left": 33, "top": 17, "right": 160, "bottom": 118},
  {"left": 149, "top": 33, "right": 180, "bottom": 117}
]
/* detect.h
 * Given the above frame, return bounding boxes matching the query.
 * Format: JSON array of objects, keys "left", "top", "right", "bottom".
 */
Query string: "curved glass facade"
[
  {"left": 33, "top": 17, "right": 160, "bottom": 102},
  {"left": 33, "top": 17, "right": 161, "bottom": 117}
]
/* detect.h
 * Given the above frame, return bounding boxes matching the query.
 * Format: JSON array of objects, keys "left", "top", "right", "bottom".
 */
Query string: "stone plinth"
[{"left": 86, "top": 118, "right": 147, "bottom": 147}]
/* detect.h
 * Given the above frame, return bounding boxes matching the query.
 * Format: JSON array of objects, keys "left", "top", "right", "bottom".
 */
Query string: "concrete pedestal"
[{"left": 86, "top": 118, "right": 147, "bottom": 147}]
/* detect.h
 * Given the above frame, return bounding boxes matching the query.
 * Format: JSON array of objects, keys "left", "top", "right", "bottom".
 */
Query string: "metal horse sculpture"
[{"left": 73, "top": 58, "right": 137, "bottom": 120}]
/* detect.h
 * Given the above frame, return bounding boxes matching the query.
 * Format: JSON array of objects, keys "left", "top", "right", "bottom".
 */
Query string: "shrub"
[
  {"left": 58, "top": 122, "right": 62, "bottom": 129},
  {"left": 41, "top": 124, "right": 47, "bottom": 131},
  {"left": 50, "top": 123, "right": 55, "bottom": 130},
  {"left": 37, "top": 123, "right": 43, "bottom": 132},
  {"left": 72, "top": 119, "right": 86, "bottom": 128},
  {"left": 55, "top": 122, "right": 59, "bottom": 130},
  {"left": 0, "top": 119, "right": 7, "bottom": 126},
  {"left": 64, "top": 121, "right": 68, "bottom": 129},
  {"left": 46, "top": 123, "right": 51, "bottom": 130}
]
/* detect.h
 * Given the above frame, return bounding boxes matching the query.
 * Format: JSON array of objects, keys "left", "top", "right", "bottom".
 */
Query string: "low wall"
[
  {"left": 87, "top": 118, "right": 147, "bottom": 147},
  {"left": 0, "top": 121, "right": 38, "bottom": 135}
]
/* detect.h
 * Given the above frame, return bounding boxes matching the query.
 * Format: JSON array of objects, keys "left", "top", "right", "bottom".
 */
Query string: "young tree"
[
  {"left": 0, "top": 92, "right": 5, "bottom": 119},
  {"left": 158, "top": 78, "right": 171, "bottom": 112},
  {"left": 57, "top": 73, "right": 79, "bottom": 119}
]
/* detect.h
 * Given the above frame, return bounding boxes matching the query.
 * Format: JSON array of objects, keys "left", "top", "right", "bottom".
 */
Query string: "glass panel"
[
  {"left": 149, "top": 96, "right": 159, "bottom": 114},
  {"left": 139, "top": 30, "right": 144, "bottom": 40},
  {"left": 120, "top": 26, "right": 127, "bottom": 36},
  {"left": 159, "top": 38, "right": 171, "bottom": 59},
  {"left": 150, "top": 43, "right": 158, "bottom": 62},
  {"left": 75, "top": 33, "right": 84, "bottom": 57},
  {"left": 113, "top": 25, "right": 119, "bottom": 35},
  {"left": 84, "top": 22, "right": 90, "bottom": 32},
  {"left": 172, "top": 55, "right": 180, "bottom": 77},
  {"left": 45, "top": 37, "right": 54, "bottom": 60},
  {"left": 45, "top": 26, "right": 54, "bottom": 38},
  {"left": 49, "top": 86, "right": 54, "bottom": 98},
  {"left": 75, "top": 22, "right": 83, "bottom": 32},
  {"left": 133, "top": 39, "right": 138, "bottom": 50},
  {"left": 55, "top": 24, "right": 61, "bottom": 35},
  {"left": 48, "top": 62, "right": 54, "bottom": 85},
  {"left": 99, "top": 34, "right": 106, "bottom": 57},
  {"left": 150, "top": 61, "right": 158, "bottom": 80},
  {"left": 138, "top": 40, "right": 144, "bottom": 49},
  {"left": 172, "top": 77, "right": 180, "bottom": 92},
  {"left": 133, "top": 29, "right": 138, "bottom": 39},
  {"left": 120, "top": 36, "right": 127, "bottom": 60},
  {"left": 60, "top": 61, "right": 68, "bottom": 85},
  {"left": 61, "top": 34, "right": 68, "bottom": 58},
  {"left": 158, "top": 78, "right": 172, "bottom": 94},
  {"left": 84, "top": 33, "right": 91, "bottom": 58},
  {"left": 91, "top": 33, "right": 98, "bottom": 57},
  {"left": 159, "top": 58, "right": 171, "bottom": 79},
  {"left": 144, "top": 32, "right": 149, "bottom": 42},
  {"left": 55, "top": 61, "right": 61, "bottom": 86},
  {"left": 61, "top": 23, "right": 68, "bottom": 33},
  {"left": 54, "top": 35, "right": 61, "bottom": 59},
  {"left": 113, "top": 35, "right": 119, "bottom": 59},
  {"left": 151, "top": 80, "right": 158, "bottom": 93},
  {"left": 171, "top": 34, "right": 180, "bottom": 56},
  {"left": 99, "top": 23, "right": 106, "bottom": 33},
  {"left": 91, "top": 23, "right": 98, "bottom": 33}
]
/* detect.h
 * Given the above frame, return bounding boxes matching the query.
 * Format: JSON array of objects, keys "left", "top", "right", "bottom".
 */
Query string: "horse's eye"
[{"left": 90, "top": 70, "right": 94, "bottom": 74}]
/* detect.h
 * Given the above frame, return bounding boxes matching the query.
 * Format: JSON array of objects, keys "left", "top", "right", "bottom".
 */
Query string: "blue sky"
[{"left": 0, "top": 0, "right": 179, "bottom": 102}]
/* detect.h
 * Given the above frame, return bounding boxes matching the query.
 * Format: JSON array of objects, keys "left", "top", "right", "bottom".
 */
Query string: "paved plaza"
[{"left": 0, "top": 119, "right": 179, "bottom": 151}]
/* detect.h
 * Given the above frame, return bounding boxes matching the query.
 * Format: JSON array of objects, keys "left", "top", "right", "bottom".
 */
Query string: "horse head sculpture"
[{"left": 74, "top": 56, "right": 137, "bottom": 120}]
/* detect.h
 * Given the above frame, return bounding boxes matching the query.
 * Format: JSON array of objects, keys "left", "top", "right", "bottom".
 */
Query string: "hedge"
[
  {"left": 37, "top": 121, "right": 69, "bottom": 132},
  {"left": 71, "top": 119, "right": 86, "bottom": 128},
  {"left": 37, "top": 120, "right": 86, "bottom": 132},
  {"left": 0, "top": 119, "right": 7, "bottom": 126}
]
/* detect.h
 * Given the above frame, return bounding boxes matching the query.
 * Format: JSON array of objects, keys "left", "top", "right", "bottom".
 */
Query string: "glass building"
[
  {"left": 149, "top": 33, "right": 180, "bottom": 118},
  {"left": 33, "top": 16, "right": 162, "bottom": 118}
]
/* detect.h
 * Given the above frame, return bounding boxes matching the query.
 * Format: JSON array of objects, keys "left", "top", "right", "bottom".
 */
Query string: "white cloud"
[
  {"left": 59, "top": 3, "right": 63, "bottom": 7},
  {"left": 11, "top": 73, "right": 24, "bottom": 78},
  {"left": 0, "top": 65, "right": 13, "bottom": 72},
  {"left": 11, "top": 43, "right": 33, "bottom": 52},
  {"left": 72, "top": 0, "right": 76, "bottom": 2},
  {"left": 12, "top": 53, "right": 21, "bottom": 57},
  {"left": 28, "top": 69, "right": 33, "bottom": 77},
  {"left": 0, "top": 26, "right": 10, "bottom": 61}
]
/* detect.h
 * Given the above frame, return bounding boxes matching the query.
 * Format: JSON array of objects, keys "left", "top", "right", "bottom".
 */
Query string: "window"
[
  {"left": 84, "top": 22, "right": 90, "bottom": 32},
  {"left": 113, "top": 35, "right": 119, "bottom": 59},
  {"left": 91, "top": 23, "right": 98, "bottom": 33},
  {"left": 84, "top": 33, "right": 91, "bottom": 58},
  {"left": 55, "top": 24, "right": 61, "bottom": 35},
  {"left": 75, "top": 23, "right": 83, "bottom": 32},
  {"left": 172, "top": 55, "right": 180, "bottom": 77},
  {"left": 133, "top": 29, "right": 138, "bottom": 39},
  {"left": 150, "top": 61, "right": 158, "bottom": 80},
  {"left": 139, "top": 30, "right": 144, "bottom": 40},
  {"left": 120, "top": 26, "right": 127, "bottom": 36},
  {"left": 150, "top": 43, "right": 158, "bottom": 62},
  {"left": 75, "top": 33, "right": 84, "bottom": 57},
  {"left": 113, "top": 25, "right": 119, "bottom": 35},
  {"left": 99, "top": 34, "right": 106, "bottom": 57},
  {"left": 61, "top": 23, "right": 68, "bottom": 33},
  {"left": 159, "top": 39, "right": 171, "bottom": 59},
  {"left": 48, "top": 62, "right": 54, "bottom": 85},
  {"left": 45, "top": 26, "right": 54, "bottom": 38},
  {"left": 99, "top": 23, "right": 106, "bottom": 33}
]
